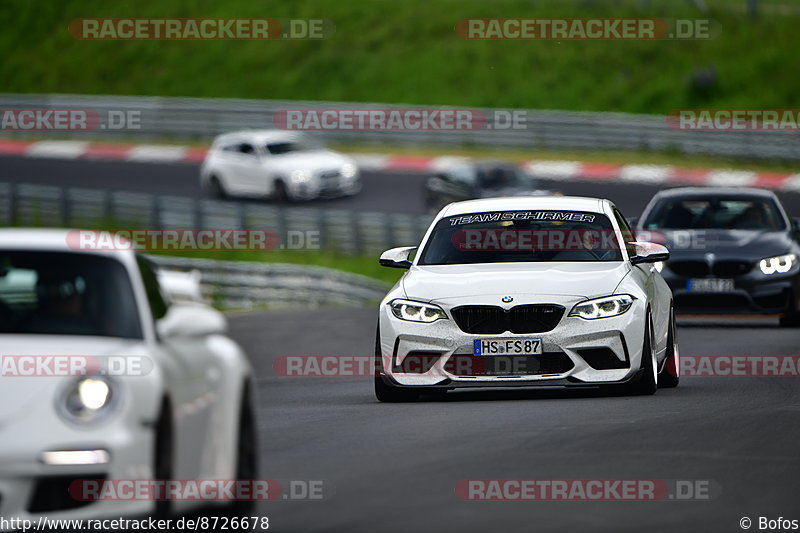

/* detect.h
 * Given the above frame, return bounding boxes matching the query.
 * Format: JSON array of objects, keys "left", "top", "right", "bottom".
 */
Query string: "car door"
[
  {"left": 137, "top": 257, "right": 220, "bottom": 480},
  {"left": 217, "top": 141, "right": 265, "bottom": 195}
]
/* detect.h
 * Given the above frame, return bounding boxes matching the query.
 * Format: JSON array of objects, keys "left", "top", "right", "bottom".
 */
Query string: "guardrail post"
[
  {"left": 8, "top": 182, "right": 17, "bottom": 226},
  {"left": 150, "top": 195, "right": 161, "bottom": 228},
  {"left": 384, "top": 213, "right": 396, "bottom": 249},
  {"left": 60, "top": 187, "right": 70, "bottom": 226},
  {"left": 351, "top": 210, "right": 363, "bottom": 255},
  {"left": 317, "top": 209, "right": 327, "bottom": 251}
]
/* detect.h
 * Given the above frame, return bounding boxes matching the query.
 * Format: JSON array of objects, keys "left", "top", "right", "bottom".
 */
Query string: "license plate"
[
  {"left": 687, "top": 278, "right": 734, "bottom": 293},
  {"left": 473, "top": 338, "right": 543, "bottom": 356}
]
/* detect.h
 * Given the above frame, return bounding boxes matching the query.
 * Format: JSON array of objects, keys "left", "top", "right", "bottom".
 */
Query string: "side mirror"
[
  {"left": 379, "top": 246, "right": 417, "bottom": 269},
  {"left": 629, "top": 241, "right": 670, "bottom": 265},
  {"left": 157, "top": 304, "right": 227, "bottom": 338}
]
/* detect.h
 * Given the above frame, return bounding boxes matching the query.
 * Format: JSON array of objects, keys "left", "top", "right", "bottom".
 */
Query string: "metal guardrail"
[
  {"left": 0, "top": 182, "right": 432, "bottom": 256},
  {"left": 149, "top": 255, "right": 390, "bottom": 309},
  {"left": 1, "top": 93, "right": 799, "bottom": 160}
]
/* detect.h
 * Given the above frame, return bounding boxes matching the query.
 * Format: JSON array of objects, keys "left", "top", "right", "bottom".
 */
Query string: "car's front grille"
[
  {"left": 714, "top": 261, "right": 753, "bottom": 277},
  {"left": 668, "top": 260, "right": 754, "bottom": 278},
  {"left": 451, "top": 304, "right": 564, "bottom": 334},
  {"left": 319, "top": 169, "right": 340, "bottom": 180},
  {"left": 446, "top": 352, "right": 573, "bottom": 376}
]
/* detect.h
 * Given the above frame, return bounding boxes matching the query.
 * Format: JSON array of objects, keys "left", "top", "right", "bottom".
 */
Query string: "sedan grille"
[
  {"left": 668, "top": 260, "right": 753, "bottom": 278},
  {"left": 451, "top": 304, "right": 565, "bottom": 334}
]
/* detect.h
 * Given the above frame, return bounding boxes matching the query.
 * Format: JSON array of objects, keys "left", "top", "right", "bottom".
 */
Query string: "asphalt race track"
[
  {"left": 4, "top": 154, "right": 800, "bottom": 217},
  {"left": 231, "top": 308, "right": 800, "bottom": 533}
]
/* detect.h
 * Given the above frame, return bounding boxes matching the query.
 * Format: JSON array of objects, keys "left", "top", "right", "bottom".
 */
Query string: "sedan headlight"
[
  {"left": 569, "top": 295, "right": 635, "bottom": 320},
  {"left": 759, "top": 253, "right": 796, "bottom": 275},
  {"left": 390, "top": 299, "right": 447, "bottom": 322},
  {"left": 290, "top": 169, "right": 312, "bottom": 184},
  {"left": 341, "top": 163, "right": 358, "bottom": 179},
  {"left": 58, "top": 377, "right": 117, "bottom": 424}
]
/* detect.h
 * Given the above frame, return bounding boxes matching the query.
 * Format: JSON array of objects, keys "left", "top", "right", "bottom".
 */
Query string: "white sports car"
[
  {"left": 0, "top": 229, "right": 256, "bottom": 520},
  {"left": 200, "top": 130, "right": 361, "bottom": 201},
  {"left": 375, "top": 197, "right": 679, "bottom": 401}
]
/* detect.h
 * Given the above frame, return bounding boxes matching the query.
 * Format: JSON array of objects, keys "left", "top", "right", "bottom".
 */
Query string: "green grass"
[{"left": 1, "top": 0, "right": 798, "bottom": 113}]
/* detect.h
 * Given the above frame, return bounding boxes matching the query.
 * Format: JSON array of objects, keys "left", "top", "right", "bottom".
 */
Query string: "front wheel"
[
  {"left": 658, "top": 310, "right": 680, "bottom": 388},
  {"left": 228, "top": 384, "right": 257, "bottom": 515},
  {"left": 779, "top": 293, "right": 800, "bottom": 327},
  {"left": 374, "top": 326, "right": 420, "bottom": 402},
  {"left": 623, "top": 316, "right": 657, "bottom": 396}
]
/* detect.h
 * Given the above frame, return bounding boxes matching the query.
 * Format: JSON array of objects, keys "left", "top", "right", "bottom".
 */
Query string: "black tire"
[
  {"left": 779, "top": 294, "right": 800, "bottom": 327},
  {"left": 658, "top": 309, "right": 680, "bottom": 388},
  {"left": 273, "top": 180, "right": 290, "bottom": 203},
  {"left": 229, "top": 383, "right": 257, "bottom": 516},
  {"left": 153, "top": 401, "right": 173, "bottom": 519},
  {"left": 374, "top": 326, "right": 420, "bottom": 402},
  {"left": 624, "top": 316, "right": 658, "bottom": 396},
  {"left": 206, "top": 175, "right": 227, "bottom": 199}
]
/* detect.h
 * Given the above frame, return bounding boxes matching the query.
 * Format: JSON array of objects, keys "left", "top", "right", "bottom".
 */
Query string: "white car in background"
[
  {"left": 200, "top": 130, "right": 361, "bottom": 201},
  {"left": 375, "top": 196, "right": 678, "bottom": 402},
  {"left": 0, "top": 229, "right": 256, "bottom": 520}
]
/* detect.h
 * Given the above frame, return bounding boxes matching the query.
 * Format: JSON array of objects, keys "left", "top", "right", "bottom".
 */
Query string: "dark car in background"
[
  {"left": 424, "top": 160, "right": 557, "bottom": 213},
  {"left": 634, "top": 187, "right": 800, "bottom": 326}
]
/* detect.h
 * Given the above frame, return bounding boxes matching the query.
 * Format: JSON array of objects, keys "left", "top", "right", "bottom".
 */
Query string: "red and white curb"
[{"left": 2, "top": 138, "right": 799, "bottom": 192}]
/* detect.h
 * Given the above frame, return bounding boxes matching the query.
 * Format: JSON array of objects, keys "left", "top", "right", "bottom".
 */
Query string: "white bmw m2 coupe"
[{"left": 375, "top": 196, "right": 678, "bottom": 401}]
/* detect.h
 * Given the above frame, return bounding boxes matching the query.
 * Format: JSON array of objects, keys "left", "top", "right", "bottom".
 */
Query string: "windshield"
[
  {"left": 0, "top": 251, "right": 142, "bottom": 338},
  {"left": 643, "top": 197, "right": 786, "bottom": 231},
  {"left": 418, "top": 210, "right": 624, "bottom": 265},
  {"left": 265, "top": 138, "right": 320, "bottom": 155}
]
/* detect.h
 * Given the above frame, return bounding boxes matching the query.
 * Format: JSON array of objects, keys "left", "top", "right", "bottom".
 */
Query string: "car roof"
[
  {"left": 213, "top": 129, "right": 306, "bottom": 145},
  {"left": 0, "top": 228, "right": 136, "bottom": 260},
  {"left": 440, "top": 196, "right": 608, "bottom": 217},
  {"left": 653, "top": 187, "right": 778, "bottom": 199}
]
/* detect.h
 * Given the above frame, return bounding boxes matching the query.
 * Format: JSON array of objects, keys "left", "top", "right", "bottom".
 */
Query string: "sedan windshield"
[
  {"left": 643, "top": 197, "right": 786, "bottom": 231},
  {"left": 418, "top": 210, "right": 624, "bottom": 265},
  {"left": 0, "top": 251, "right": 143, "bottom": 338}
]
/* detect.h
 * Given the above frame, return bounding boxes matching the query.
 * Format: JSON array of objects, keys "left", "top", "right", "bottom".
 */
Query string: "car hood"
[
  {"left": 263, "top": 150, "right": 351, "bottom": 172},
  {"left": 0, "top": 335, "right": 144, "bottom": 424},
  {"left": 402, "top": 262, "right": 630, "bottom": 303},
  {"left": 640, "top": 229, "right": 795, "bottom": 261}
]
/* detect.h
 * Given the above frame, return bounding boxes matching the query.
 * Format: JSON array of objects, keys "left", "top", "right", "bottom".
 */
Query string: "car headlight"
[
  {"left": 390, "top": 299, "right": 447, "bottom": 322},
  {"left": 341, "top": 163, "right": 358, "bottom": 179},
  {"left": 759, "top": 253, "right": 796, "bottom": 275},
  {"left": 58, "top": 377, "right": 117, "bottom": 424},
  {"left": 654, "top": 261, "right": 664, "bottom": 273},
  {"left": 569, "top": 295, "right": 635, "bottom": 320},
  {"left": 290, "top": 169, "right": 312, "bottom": 184}
]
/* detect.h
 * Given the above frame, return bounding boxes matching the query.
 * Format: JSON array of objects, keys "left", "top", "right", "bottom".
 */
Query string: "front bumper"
[
  {"left": 663, "top": 268, "right": 799, "bottom": 314},
  {"left": 377, "top": 297, "right": 647, "bottom": 388},
  {"left": 0, "top": 397, "right": 156, "bottom": 522}
]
